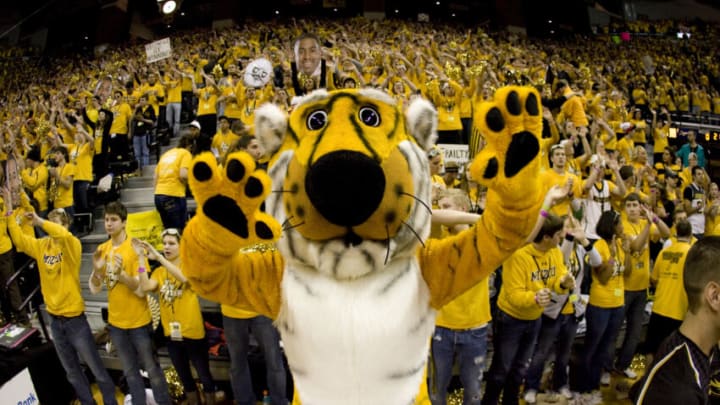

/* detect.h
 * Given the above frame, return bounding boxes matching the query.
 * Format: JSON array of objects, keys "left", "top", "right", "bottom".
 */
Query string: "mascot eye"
[
  {"left": 307, "top": 110, "right": 328, "bottom": 130},
  {"left": 358, "top": 107, "right": 381, "bottom": 127}
]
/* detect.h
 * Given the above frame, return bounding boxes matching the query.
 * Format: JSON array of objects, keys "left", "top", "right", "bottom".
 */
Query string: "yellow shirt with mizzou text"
[
  {"left": 97, "top": 237, "right": 152, "bottom": 329},
  {"left": 151, "top": 266, "right": 205, "bottom": 339},
  {"left": 8, "top": 217, "right": 83, "bottom": 317},
  {"left": 497, "top": 244, "right": 569, "bottom": 321}
]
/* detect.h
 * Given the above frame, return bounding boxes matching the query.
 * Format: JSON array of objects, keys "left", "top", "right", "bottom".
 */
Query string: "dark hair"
[
  {"left": 676, "top": 219, "right": 692, "bottom": 238},
  {"left": 692, "top": 166, "right": 704, "bottom": 177},
  {"left": 50, "top": 146, "right": 69, "bottom": 163},
  {"left": 624, "top": 192, "right": 641, "bottom": 204},
  {"left": 685, "top": 236, "right": 720, "bottom": 313},
  {"left": 237, "top": 135, "right": 257, "bottom": 150},
  {"left": 533, "top": 213, "right": 565, "bottom": 243},
  {"left": 177, "top": 133, "right": 195, "bottom": 150},
  {"left": 619, "top": 165, "right": 634, "bottom": 181},
  {"left": 104, "top": 201, "right": 127, "bottom": 221},
  {"left": 596, "top": 210, "right": 620, "bottom": 241}
]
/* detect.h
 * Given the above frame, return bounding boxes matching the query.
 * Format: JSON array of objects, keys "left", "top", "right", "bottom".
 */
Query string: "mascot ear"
[
  {"left": 255, "top": 103, "right": 289, "bottom": 156},
  {"left": 405, "top": 97, "right": 438, "bottom": 151}
]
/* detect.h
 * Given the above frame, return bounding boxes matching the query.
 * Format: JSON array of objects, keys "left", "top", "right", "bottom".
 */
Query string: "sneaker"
[
  {"left": 559, "top": 386, "right": 573, "bottom": 399},
  {"left": 523, "top": 389, "right": 538, "bottom": 403},
  {"left": 601, "top": 371, "right": 611, "bottom": 386},
  {"left": 623, "top": 367, "right": 638, "bottom": 379}
]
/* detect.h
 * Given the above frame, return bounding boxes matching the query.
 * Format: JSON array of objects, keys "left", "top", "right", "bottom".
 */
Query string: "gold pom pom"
[
  {"left": 447, "top": 388, "right": 464, "bottom": 405},
  {"left": 212, "top": 64, "right": 224, "bottom": 78},
  {"left": 164, "top": 367, "right": 185, "bottom": 400},
  {"left": 241, "top": 243, "right": 277, "bottom": 254},
  {"left": 630, "top": 353, "right": 646, "bottom": 373}
]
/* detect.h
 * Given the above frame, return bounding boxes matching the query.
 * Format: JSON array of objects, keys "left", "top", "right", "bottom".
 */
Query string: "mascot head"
[{"left": 255, "top": 88, "right": 437, "bottom": 280}]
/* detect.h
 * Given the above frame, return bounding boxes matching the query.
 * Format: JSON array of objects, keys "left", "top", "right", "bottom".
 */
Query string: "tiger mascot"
[{"left": 180, "top": 86, "right": 544, "bottom": 404}]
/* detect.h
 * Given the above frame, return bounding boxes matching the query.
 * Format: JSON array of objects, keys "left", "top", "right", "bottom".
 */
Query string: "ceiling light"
[{"left": 162, "top": 0, "right": 177, "bottom": 15}]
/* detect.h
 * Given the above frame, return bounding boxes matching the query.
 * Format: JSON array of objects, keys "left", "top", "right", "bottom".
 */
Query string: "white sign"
[
  {"left": 438, "top": 143, "right": 470, "bottom": 170},
  {"left": 145, "top": 38, "right": 172, "bottom": 64},
  {"left": 0, "top": 368, "right": 38, "bottom": 405},
  {"left": 243, "top": 58, "right": 273, "bottom": 88}
]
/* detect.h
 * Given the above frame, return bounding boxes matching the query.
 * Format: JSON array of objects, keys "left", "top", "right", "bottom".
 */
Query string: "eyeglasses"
[{"left": 161, "top": 228, "right": 181, "bottom": 238}]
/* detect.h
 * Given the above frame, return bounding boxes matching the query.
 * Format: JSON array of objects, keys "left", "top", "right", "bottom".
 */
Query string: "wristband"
[
  {"left": 540, "top": 209, "right": 549, "bottom": 218},
  {"left": 652, "top": 216, "right": 659, "bottom": 224},
  {"left": 138, "top": 267, "right": 146, "bottom": 274},
  {"left": 565, "top": 234, "right": 575, "bottom": 242}
]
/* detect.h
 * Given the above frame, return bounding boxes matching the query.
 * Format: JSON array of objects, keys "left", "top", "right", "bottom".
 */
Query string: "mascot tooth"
[{"left": 181, "top": 87, "right": 544, "bottom": 405}]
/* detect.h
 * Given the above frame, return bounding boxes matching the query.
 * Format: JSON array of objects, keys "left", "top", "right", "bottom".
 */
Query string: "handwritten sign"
[{"left": 145, "top": 38, "right": 172, "bottom": 64}]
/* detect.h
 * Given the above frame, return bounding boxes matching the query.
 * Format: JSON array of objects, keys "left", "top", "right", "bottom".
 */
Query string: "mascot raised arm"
[{"left": 180, "top": 86, "right": 544, "bottom": 405}]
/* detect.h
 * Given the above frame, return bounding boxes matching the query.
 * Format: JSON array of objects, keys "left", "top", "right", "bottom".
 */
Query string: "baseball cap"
[{"left": 189, "top": 120, "right": 201, "bottom": 130}]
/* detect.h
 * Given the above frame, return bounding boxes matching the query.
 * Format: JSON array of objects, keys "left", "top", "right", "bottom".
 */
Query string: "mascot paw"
[
  {"left": 470, "top": 86, "right": 542, "bottom": 204},
  {"left": 188, "top": 152, "right": 281, "bottom": 247}
]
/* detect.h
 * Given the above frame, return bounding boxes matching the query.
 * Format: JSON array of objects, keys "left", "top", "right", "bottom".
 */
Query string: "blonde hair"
[{"left": 438, "top": 188, "right": 471, "bottom": 212}]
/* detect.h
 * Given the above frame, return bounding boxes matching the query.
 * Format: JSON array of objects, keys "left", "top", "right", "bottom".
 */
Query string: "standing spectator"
[
  {"left": 483, "top": 214, "right": 575, "bottom": 405},
  {"left": 154, "top": 133, "right": 193, "bottom": 231},
  {"left": 18, "top": 147, "right": 48, "bottom": 217},
  {"left": 108, "top": 90, "right": 133, "bottom": 163},
  {"left": 132, "top": 95, "right": 156, "bottom": 171},
  {"left": 8, "top": 207, "right": 118, "bottom": 405},
  {"left": 135, "top": 233, "right": 217, "bottom": 405},
  {"left": 48, "top": 146, "right": 75, "bottom": 217},
  {"left": 630, "top": 237, "right": 720, "bottom": 404},
  {"left": 89, "top": 202, "right": 171, "bottom": 405},
  {"left": 677, "top": 130, "right": 706, "bottom": 168},
  {"left": 683, "top": 166, "right": 709, "bottom": 239}
]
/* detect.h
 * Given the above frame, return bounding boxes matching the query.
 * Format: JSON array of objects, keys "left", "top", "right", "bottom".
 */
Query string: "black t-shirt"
[{"left": 631, "top": 330, "right": 718, "bottom": 405}]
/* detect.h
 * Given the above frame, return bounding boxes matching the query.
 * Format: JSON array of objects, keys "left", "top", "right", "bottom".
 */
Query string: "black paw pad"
[
  {"left": 506, "top": 91, "right": 522, "bottom": 115},
  {"left": 245, "top": 177, "right": 264, "bottom": 198},
  {"left": 525, "top": 93, "right": 539, "bottom": 116},
  {"left": 193, "top": 162, "right": 213, "bottom": 182},
  {"left": 486, "top": 107, "right": 504, "bottom": 132},
  {"left": 255, "top": 221, "right": 274, "bottom": 240},
  {"left": 226, "top": 159, "right": 246, "bottom": 182},
  {"left": 483, "top": 157, "right": 499, "bottom": 179},
  {"left": 504, "top": 131, "right": 540, "bottom": 178},
  {"left": 203, "top": 195, "right": 249, "bottom": 238}
]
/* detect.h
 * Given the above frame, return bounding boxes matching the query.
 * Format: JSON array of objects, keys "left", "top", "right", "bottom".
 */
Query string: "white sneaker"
[
  {"left": 523, "top": 389, "right": 538, "bottom": 403},
  {"left": 600, "top": 371, "right": 611, "bottom": 386},
  {"left": 559, "top": 386, "right": 573, "bottom": 399},
  {"left": 623, "top": 367, "right": 638, "bottom": 379}
]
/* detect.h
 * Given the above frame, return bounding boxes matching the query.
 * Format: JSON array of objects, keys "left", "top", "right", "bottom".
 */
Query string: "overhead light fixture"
[{"left": 162, "top": 0, "right": 177, "bottom": 14}]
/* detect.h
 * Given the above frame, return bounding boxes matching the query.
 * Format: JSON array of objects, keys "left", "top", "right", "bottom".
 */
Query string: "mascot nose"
[{"left": 306, "top": 151, "right": 385, "bottom": 227}]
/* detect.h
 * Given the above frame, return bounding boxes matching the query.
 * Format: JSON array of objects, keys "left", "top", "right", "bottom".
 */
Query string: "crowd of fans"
[{"left": 0, "top": 15, "right": 719, "bottom": 405}]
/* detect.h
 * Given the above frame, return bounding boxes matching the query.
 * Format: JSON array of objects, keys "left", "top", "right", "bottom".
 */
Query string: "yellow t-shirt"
[
  {"left": 589, "top": 239, "right": 625, "bottom": 308},
  {"left": 497, "top": 244, "right": 569, "bottom": 321},
  {"left": 212, "top": 131, "right": 240, "bottom": 157},
  {"left": 540, "top": 170, "right": 583, "bottom": 217},
  {"left": 151, "top": 266, "right": 205, "bottom": 339},
  {"left": 69, "top": 142, "right": 93, "bottom": 182},
  {"left": 622, "top": 217, "right": 660, "bottom": 291},
  {"left": 21, "top": 165, "right": 48, "bottom": 211},
  {"left": 166, "top": 80, "right": 182, "bottom": 103},
  {"left": 8, "top": 218, "right": 83, "bottom": 317},
  {"left": 651, "top": 240, "right": 692, "bottom": 321},
  {"left": 155, "top": 148, "right": 192, "bottom": 197},
  {"left": 221, "top": 304, "right": 260, "bottom": 319},
  {"left": 97, "top": 237, "right": 152, "bottom": 329},
  {"left": 435, "top": 278, "right": 491, "bottom": 329},
  {"left": 653, "top": 125, "right": 670, "bottom": 154},
  {"left": 109, "top": 102, "right": 133, "bottom": 135},
  {"left": 53, "top": 163, "right": 76, "bottom": 209},
  {"left": 197, "top": 87, "right": 218, "bottom": 116}
]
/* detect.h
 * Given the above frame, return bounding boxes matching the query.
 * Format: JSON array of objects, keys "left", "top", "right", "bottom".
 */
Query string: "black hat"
[{"left": 26, "top": 147, "right": 41, "bottom": 162}]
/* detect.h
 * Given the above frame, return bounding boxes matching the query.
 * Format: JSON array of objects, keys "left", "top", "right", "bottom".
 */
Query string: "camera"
[{"left": 46, "top": 158, "right": 58, "bottom": 168}]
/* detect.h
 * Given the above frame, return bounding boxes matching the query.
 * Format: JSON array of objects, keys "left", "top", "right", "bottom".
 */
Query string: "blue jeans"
[
  {"left": 154, "top": 194, "right": 187, "bottom": 232},
  {"left": 51, "top": 314, "right": 118, "bottom": 405},
  {"left": 73, "top": 180, "right": 91, "bottom": 214},
  {"left": 579, "top": 304, "right": 624, "bottom": 393},
  {"left": 133, "top": 134, "right": 150, "bottom": 168},
  {"left": 616, "top": 290, "right": 647, "bottom": 370},
  {"left": 430, "top": 325, "right": 488, "bottom": 405},
  {"left": 166, "top": 337, "right": 215, "bottom": 393},
  {"left": 166, "top": 103, "right": 181, "bottom": 137},
  {"left": 481, "top": 310, "right": 541, "bottom": 405},
  {"left": 223, "top": 315, "right": 287, "bottom": 405},
  {"left": 108, "top": 323, "right": 171, "bottom": 405},
  {"left": 525, "top": 313, "right": 579, "bottom": 391}
]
